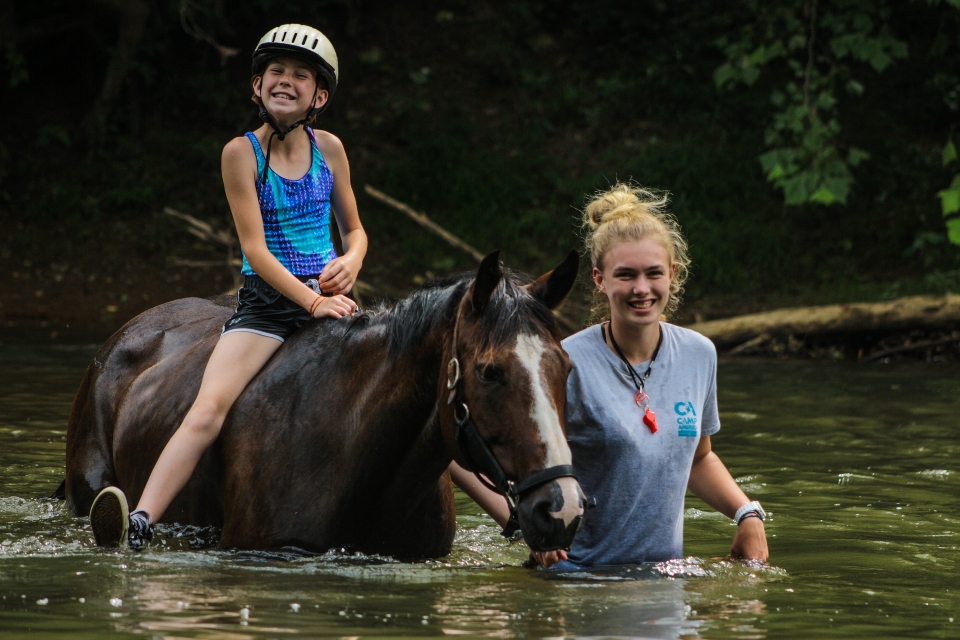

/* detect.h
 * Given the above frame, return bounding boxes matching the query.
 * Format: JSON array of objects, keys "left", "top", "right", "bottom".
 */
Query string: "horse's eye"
[{"left": 476, "top": 364, "right": 505, "bottom": 385}]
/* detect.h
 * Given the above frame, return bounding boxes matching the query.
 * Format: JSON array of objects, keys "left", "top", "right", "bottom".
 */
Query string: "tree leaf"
[
  {"left": 938, "top": 188, "right": 960, "bottom": 216},
  {"left": 783, "top": 174, "right": 814, "bottom": 205},
  {"left": 848, "top": 148, "right": 870, "bottom": 167},
  {"left": 713, "top": 63, "right": 735, "bottom": 89},
  {"left": 947, "top": 218, "right": 960, "bottom": 247},
  {"left": 943, "top": 141, "right": 957, "bottom": 167},
  {"left": 810, "top": 186, "right": 836, "bottom": 205}
]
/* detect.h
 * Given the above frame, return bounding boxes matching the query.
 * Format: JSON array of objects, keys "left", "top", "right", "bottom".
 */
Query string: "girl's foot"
[
  {"left": 90, "top": 487, "right": 154, "bottom": 550},
  {"left": 127, "top": 510, "right": 154, "bottom": 550},
  {"left": 90, "top": 486, "right": 128, "bottom": 547}
]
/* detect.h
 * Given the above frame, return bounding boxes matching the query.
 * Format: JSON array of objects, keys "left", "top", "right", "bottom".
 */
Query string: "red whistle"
[{"left": 643, "top": 408, "right": 658, "bottom": 433}]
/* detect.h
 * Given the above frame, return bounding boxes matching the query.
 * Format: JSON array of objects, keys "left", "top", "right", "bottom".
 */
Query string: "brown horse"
[{"left": 65, "top": 251, "right": 586, "bottom": 557}]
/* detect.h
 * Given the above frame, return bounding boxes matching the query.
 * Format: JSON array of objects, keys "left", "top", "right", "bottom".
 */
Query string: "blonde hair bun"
[
  {"left": 581, "top": 182, "right": 690, "bottom": 319},
  {"left": 583, "top": 183, "right": 669, "bottom": 231}
]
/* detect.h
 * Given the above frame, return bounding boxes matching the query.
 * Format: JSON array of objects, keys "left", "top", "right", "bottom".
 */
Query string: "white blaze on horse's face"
[
  {"left": 514, "top": 334, "right": 570, "bottom": 467},
  {"left": 514, "top": 334, "right": 583, "bottom": 527}
]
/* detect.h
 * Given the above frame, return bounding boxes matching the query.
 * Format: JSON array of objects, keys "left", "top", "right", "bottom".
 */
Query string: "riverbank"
[{"left": 4, "top": 257, "right": 958, "bottom": 362}]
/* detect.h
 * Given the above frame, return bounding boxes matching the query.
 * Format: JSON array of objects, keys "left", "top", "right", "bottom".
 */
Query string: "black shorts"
[{"left": 221, "top": 275, "right": 321, "bottom": 343}]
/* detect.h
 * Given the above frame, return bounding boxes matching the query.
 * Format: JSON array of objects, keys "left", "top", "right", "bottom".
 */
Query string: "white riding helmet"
[{"left": 252, "top": 24, "right": 339, "bottom": 98}]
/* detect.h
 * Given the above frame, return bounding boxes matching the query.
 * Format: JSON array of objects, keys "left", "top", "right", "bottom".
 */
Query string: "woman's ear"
[
  {"left": 592, "top": 266, "right": 605, "bottom": 292},
  {"left": 314, "top": 89, "right": 330, "bottom": 110},
  {"left": 252, "top": 76, "right": 263, "bottom": 99}
]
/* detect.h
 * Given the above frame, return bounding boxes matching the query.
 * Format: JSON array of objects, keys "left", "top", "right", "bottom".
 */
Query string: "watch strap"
[{"left": 734, "top": 500, "right": 765, "bottom": 525}]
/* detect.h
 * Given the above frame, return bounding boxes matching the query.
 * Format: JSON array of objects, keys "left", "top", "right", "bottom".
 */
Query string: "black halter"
[{"left": 445, "top": 303, "right": 579, "bottom": 539}]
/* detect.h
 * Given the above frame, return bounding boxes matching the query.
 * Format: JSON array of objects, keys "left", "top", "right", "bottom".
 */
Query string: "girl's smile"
[{"left": 256, "top": 57, "right": 326, "bottom": 125}]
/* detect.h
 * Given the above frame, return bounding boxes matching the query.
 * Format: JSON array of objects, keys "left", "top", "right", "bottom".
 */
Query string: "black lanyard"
[{"left": 603, "top": 322, "right": 663, "bottom": 393}]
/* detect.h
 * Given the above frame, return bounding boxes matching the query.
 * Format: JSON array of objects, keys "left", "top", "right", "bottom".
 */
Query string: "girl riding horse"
[
  {"left": 89, "top": 23, "right": 367, "bottom": 549},
  {"left": 66, "top": 253, "right": 587, "bottom": 555}
]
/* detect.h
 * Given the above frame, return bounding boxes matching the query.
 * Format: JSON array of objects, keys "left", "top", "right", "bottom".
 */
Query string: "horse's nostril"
[{"left": 516, "top": 481, "right": 587, "bottom": 551}]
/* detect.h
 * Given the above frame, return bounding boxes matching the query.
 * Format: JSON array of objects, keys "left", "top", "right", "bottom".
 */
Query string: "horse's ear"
[
  {"left": 470, "top": 250, "right": 502, "bottom": 315},
  {"left": 525, "top": 249, "right": 580, "bottom": 310}
]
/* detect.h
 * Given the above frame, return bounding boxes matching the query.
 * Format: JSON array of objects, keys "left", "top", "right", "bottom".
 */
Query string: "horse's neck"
[
  {"left": 364, "top": 285, "right": 461, "bottom": 499},
  {"left": 372, "top": 403, "right": 451, "bottom": 506}
]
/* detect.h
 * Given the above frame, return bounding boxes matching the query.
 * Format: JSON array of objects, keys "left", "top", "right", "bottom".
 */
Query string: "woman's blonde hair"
[{"left": 582, "top": 182, "right": 691, "bottom": 319}]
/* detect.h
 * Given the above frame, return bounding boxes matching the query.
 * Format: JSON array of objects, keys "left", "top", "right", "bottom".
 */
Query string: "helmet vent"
[
  {"left": 301, "top": 34, "right": 308, "bottom": 44},
  {"left": 312, "top": 38, "right": 319, "bottom": 49},
  {"left": 271, "top": 31, "right": 277, "bottom": 42},
  {"left": 282, "top": 30, "right": 288, "bottom": 41}
]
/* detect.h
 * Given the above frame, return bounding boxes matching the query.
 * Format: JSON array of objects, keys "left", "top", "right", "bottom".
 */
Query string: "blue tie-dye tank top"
[{"left": 240, "top": 128, "right": 338, "bottom": 276}]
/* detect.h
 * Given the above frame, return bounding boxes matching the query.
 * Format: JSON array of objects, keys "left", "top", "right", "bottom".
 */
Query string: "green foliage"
[
  {"left": 939, "top": 144, "right": 960, "bottom": 245},
  {"left": 716, "top": 0, "right": 907, "bottom": 206}
]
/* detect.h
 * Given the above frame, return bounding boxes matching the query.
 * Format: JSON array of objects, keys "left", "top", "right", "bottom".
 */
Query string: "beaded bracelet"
[{"left": 308, "top": 296, "right": 323, "bottom": 317}]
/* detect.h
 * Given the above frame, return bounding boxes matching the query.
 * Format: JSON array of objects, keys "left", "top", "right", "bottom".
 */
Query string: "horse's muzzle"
[{"left": 516, "top": 477, "right": 586, "bottom": 552}]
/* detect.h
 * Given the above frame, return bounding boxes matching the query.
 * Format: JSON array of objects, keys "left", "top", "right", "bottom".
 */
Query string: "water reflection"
[{"left": 1, "top": 340, "right": 959, "bottom": 638}]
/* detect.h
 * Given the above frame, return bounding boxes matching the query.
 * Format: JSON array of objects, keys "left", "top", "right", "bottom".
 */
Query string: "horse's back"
[{"left": 65, "top": 297, "right": 231, "bottom": 518}]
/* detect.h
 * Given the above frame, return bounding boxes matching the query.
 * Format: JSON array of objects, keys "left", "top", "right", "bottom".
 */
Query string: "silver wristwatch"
[{"left": 734, "top": 500, "right": 766, "bottom": 525}]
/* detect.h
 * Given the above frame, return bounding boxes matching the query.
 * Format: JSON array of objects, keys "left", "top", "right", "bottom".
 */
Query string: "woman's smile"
[{"left": 593, "top": 237, "right": 675, "bottom": 331}]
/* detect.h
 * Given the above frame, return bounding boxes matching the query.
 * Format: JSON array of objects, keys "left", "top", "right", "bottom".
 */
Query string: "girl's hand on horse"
[
  {"left": 318, "top": 253, "right": 361, "bottom": 295},
  {"left": 310, "top": 294, "right": 356, "bottom": 319}
]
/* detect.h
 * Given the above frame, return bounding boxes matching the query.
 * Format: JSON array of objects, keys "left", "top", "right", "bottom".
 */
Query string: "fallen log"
[{"left": 686, "top": 294, "right": 960, "bottom": 351}]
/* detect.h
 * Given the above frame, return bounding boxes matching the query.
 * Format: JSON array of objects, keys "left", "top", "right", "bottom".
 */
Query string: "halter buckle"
[
  {"left": 454, "top": 401, "right": 470, "bottom": 425},
  {"left": 446, "top": 358, "right": 461, "bottom": 390}
]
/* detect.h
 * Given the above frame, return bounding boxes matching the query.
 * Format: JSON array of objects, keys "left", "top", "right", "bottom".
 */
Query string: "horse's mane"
[
  {"left": 296, "top": 271, "right": 560, "bottom": 355},
  {"left": 303, "top": 269, "right": 561, "bottom": 357}
]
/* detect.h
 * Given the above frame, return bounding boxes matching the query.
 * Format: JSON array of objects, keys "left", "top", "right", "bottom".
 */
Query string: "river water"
[{"left": 0, "top": 338, "right": 957, "bottom": 638}]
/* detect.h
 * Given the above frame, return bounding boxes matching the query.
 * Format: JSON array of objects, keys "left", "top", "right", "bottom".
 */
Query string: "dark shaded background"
[{"left": 2, "top": 0, "right": 959, "bottom": 335}]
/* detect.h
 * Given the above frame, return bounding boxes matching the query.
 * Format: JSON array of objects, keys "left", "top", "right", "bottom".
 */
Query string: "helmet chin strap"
[{"left": 256, "top": 96, "right": 324, "bottom": 186}]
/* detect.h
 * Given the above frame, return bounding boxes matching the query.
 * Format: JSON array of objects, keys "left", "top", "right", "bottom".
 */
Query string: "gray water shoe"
[{"left": 90, "top": 487, "right": 153, "bottom": 550}]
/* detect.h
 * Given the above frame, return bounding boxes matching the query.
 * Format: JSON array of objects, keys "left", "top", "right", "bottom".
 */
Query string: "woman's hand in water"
[
  {"left": 318, "top": 253, "right": 362, "bottom": 295},
  {"left": 730, "top": 516, "right": 769, "bottom": 561},
  {"left": 310, "top": 294, "right": 356, "bottom": 319},
  {"left": 531, "top": 548, "right": 568, "bottom": 568}
]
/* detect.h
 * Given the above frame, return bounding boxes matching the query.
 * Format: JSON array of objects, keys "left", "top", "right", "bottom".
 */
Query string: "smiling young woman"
[
  {"left": 530, "top": 182, "right": 769, "bottom": 569},
  {"left": 451, "top": 183, "right": 770, "bottom": 570}
]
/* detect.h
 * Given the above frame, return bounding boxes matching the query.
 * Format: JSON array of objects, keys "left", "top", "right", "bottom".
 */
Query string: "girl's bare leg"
[{"left": 134, "top": 331, "right": 283, "bottom": 522}]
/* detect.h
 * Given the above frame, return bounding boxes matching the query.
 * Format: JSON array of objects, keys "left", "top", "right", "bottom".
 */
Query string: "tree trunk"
[{"left": 686, "top": 294, "right": 960, "bottom": 350}]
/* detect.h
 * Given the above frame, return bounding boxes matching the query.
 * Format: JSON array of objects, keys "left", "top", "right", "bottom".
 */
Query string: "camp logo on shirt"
[{"left": 674, "top": 401, "right": 699, "bottom": 437}]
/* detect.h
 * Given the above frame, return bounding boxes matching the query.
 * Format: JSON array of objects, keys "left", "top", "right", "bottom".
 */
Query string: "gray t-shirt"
[{"left": 562, "top": 322, "right": 720, "bottom": 566}]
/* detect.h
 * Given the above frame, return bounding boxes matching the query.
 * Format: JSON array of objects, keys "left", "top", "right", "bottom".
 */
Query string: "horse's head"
[{"left": 441, "top": 250, "right": 587, "bottom": 552}]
